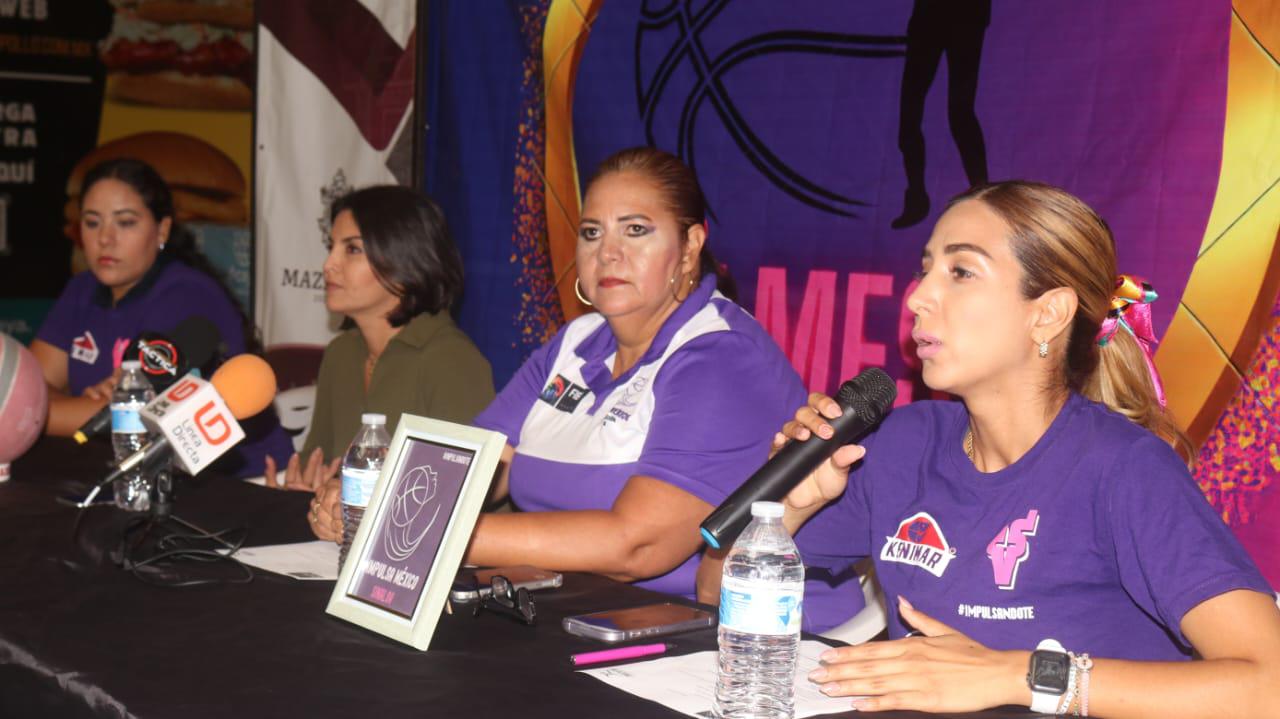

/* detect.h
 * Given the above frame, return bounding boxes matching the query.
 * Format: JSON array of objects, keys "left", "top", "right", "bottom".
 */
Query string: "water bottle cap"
[
  {"left": 750, "top": 501, "right": 784, "bottom": 519},
  {"left": 121, "top": 360, "right": 142, "bottom": 371},
  {"left": 362, "top": 413, "right": 387, "bottom": 425}
]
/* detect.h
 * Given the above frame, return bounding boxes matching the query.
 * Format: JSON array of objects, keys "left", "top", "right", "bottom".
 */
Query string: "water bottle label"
[
  {"left": 718, "top": 576, "right": 803, "bottom": 636},
  {"left": 341, "top": 467, "right": 381, "bottom": 507},
  {"left": 111, "top": 405, "right": 145, "bottom": 434}
]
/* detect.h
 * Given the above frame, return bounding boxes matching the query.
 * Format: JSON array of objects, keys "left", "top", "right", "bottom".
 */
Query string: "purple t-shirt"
[
  {"left": 475, "top": 275, "right": 864, "bottom": 632},
  {"left": 797, "top": 393, "right": 1273, "bottom": 659},
  {"left": 38, "top": 259, "right": 246, "bottom": 393},
  {"left": 37, "top": 258, "right": 293, "bottom": 477}
]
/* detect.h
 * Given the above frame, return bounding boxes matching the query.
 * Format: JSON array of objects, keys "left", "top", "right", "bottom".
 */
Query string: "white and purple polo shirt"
[{"left": 476, "top": 275, "right": 865, "bottom": 632}]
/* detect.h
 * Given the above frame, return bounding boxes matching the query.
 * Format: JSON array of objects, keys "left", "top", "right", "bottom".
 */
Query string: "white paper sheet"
[
  {"left": 236, "top": 541, "right": 340, "bottom": 580},
  {"left": 579, "top": 639, "right": 856, "bottom": 718}
]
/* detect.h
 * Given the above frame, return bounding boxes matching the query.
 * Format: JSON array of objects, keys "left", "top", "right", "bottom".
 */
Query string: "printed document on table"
[
  {"left": 236, "top": 541, "right": 340, "bottom": 580},
  {"left": 579, "top": 639, "right": 856, "bottom": 717}
]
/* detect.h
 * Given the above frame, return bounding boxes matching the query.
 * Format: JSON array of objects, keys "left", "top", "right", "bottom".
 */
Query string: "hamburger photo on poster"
[
  {"left": 64, "top": 131, "right": 247, "bottom": 270},
  {"left": 100, "top": 0, "right": 253, "bottom": 111}
]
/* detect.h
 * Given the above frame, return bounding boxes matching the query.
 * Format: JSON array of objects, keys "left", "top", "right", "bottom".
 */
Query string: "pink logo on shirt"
[
  {"left": 987, "top": 509, "right": 1039, "bottom": 590},
  {"left": 112, "top": 337, "right": 132, "bottom": 368}
]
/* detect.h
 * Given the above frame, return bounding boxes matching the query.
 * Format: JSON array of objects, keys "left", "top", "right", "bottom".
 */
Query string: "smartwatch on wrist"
[{"left": 1027, "top": 638, "right": 1070, "bottom": 714}]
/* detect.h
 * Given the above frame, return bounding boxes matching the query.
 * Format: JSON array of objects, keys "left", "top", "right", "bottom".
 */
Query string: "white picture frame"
[{"left": 325, "top": 414, "right": 506, "bottom": 650}]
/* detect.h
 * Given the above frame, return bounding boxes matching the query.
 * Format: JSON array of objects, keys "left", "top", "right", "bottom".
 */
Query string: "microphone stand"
[
  {"left": 111, "top": 462, "right": 254, "bottom": 587},
  {"left": 137, "top": 466, "right": 239, "bottom": 551}
]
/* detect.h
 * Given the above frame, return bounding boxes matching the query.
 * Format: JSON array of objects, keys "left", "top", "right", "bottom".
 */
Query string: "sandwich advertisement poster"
[{"left": 0, "top": 0, "right": 253, "bottom": 342}]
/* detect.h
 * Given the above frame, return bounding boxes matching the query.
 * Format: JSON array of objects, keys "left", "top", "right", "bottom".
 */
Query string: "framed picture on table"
[{"left": 325, "top": 414, "right": 507, "bottom": 650}]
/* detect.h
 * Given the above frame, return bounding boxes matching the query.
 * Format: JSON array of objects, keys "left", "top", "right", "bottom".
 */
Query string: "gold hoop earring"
[
  {"left": 574, "top": 278, "right": 593, "bottom": 307},
  {"left": 1038, "top": 339, "right": 1049, "bottom": 359},
  {"left": 670, "top": 272, "right": 695, "bottom": 302}
]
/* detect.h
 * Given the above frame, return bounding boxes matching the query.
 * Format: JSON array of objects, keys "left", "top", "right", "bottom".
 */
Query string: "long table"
[{"left": 0, "top": 437, "right": 1029, "bottom": 718}]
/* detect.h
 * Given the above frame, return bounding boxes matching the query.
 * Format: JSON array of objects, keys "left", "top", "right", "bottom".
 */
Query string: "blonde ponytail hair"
[{"left": 950, "top": 181, "right": 1192, "bottom": 462}]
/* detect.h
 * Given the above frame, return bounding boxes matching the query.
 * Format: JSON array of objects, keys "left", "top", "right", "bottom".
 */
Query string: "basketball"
[{"left": 0, "top": 333, "right": 48, "bottom": 479}]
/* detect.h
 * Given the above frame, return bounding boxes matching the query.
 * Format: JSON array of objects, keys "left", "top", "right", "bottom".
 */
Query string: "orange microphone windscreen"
[{"left": 209, "top": 355, "right": 277, "bottom": 419}]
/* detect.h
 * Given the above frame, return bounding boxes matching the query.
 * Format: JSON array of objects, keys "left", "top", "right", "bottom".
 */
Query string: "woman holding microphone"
[{"left": 746, "top": 181, "right": 1280, "bottom": 715}]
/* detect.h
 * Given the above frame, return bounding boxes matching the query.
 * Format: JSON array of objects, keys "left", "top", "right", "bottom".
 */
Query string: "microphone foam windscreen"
[
  {"left": 210, "top": 354, "right": 277, "bottom": 419},
  {"left": 836, "top": 367, "right": 897, "bottom": 422},
  {"left": 167, "top": 316, "right": 222, "bottom": 368}
]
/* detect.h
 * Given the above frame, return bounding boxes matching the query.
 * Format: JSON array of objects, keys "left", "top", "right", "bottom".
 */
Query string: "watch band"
[{"left": 1029, "top": 638, "right": 1068, "bottom": 714}]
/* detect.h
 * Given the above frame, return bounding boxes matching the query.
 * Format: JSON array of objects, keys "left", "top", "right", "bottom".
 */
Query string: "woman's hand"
[
  {"left": 808, "top": 596, "right": 1027, "bottom": 713},
  {"left": 82, "top": 367, "right": 122, "bottom": 402},
  {"left": 308, "top": 477, "right": 344, "bottom": 543},
  {"left": 779, "top": 392, "right": 867, "bottom": 514},
  {"left": 263, "top": 448, "right": 340, "bottom": 492}
]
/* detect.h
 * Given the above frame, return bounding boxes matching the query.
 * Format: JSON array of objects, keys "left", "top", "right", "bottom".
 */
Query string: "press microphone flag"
[
  {"left": 72, "top": 317, "right": 222, "bottom": 444},
  {"left": 83, "top": 355, "right": 277, "bottom": 506},
  {"left": 699, "top": 367, "right": 897, "bottom": 550}
]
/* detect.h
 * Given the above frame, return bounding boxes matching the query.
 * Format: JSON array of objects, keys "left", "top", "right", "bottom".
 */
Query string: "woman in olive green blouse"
[{"left": 263, "top": 186, "right": 494, "bottom": 499}]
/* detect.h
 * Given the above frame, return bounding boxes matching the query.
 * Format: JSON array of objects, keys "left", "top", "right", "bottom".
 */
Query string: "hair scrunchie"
[{"left": 1096, "top": 274, "right": 1166, "bottom": 407}]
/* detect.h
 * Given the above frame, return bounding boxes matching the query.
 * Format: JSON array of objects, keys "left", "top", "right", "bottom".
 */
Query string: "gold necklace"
[{"left": 964, "top": 428, "right": 976, "bottom": 464}]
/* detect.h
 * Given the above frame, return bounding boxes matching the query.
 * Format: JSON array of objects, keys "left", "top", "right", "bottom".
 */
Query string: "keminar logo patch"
[{"left": 880, "top": 511, "right": 955, "bottom": 578}]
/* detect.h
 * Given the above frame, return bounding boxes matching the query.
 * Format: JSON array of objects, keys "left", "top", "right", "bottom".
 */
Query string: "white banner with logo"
[{"left": 253, "top": 0, "right": 416, "bottom": 351}]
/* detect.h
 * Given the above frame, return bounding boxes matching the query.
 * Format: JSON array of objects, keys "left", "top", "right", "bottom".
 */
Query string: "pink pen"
[{"left": 569, "top": 642, "right": 674, "bottom": 667}]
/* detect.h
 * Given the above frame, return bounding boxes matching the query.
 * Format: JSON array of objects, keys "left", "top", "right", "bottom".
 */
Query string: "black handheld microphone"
[
  {"left": 72, "top": 317, "right": 221, "bottom": 444},
  {"left": 699, "top": 367, "right": 897, "bottom": 549}
]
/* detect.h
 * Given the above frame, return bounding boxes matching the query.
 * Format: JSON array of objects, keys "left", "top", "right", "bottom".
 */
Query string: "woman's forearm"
[
  {"left": 467, "top": 509, "right": 673, "bottom": 581},
  {"left": 990, "top": 654, "right": 1279, "bottom": 719},
  {"left": 465, "top": 475, "right": 710, "bottom": 582},
  {"left": 44, "top": 388, "right": 106, "bottom": 437}
]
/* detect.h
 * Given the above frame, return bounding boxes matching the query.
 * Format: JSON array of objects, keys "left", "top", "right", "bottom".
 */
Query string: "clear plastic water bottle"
[
  {"left": 339, "top": 413, "right": 390, "bottom": 571},
  {"left": 713, "top": 501, "right": 805, "bottom": 719},
  {"left": 111, "top": 360, "right": 155, "bottom": 512}
]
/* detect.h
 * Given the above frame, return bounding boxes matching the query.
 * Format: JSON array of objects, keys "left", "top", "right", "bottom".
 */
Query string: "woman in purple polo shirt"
[
  {"left": 32, "top": 158, "right": 292, "bottom": 476},
  {"left": 759, "top": 181, "right": 1280, "bottom": 715},
  {"left": 315, "top": 147, "right": 863, "bottom": 631}
]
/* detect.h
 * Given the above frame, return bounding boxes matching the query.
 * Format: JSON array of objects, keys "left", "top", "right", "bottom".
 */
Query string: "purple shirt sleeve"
[
  {"left": 472, "top": 327, "right": 566, "bottom": 446},
  {"left": 1107, "top": 434, "right": 1274, "bottom": 643},
  {"left": 633, "top": 333, "right": 806, "bottom": 507}
]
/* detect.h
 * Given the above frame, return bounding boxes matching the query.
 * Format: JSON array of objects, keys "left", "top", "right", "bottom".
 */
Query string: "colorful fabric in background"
[
  {"left": 422, "top": 0, "right": 563, "bottom": 386},
  {"left": 510, "top": 2, "right": 566, "bottom": 353},
  {"left": 1198, "top": 297, "right": 1280, "bottom": 588},
  {"left": 423, "top": 0, "right": 1280, "bottom": 581}
]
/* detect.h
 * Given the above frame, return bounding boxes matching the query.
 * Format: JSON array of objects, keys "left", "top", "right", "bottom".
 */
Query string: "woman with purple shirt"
[
  {"left": 464, "top": 148, "right": 861, "bottom": 631},
  {"left": 309, "top": 149, "right": 862, "bottom": 629},
  {"left": 748, "top": 181, "right": 1280, "bottom": 716},
  {"left": 32, "top": 158, "right": 292, "bottom": 477}
]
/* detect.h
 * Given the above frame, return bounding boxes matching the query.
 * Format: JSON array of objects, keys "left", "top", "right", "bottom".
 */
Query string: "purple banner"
[
  {"left": 348, "top": 438, "right": 475, "bottom": 619},
  {"left": 570, "top": 0, "right": 1227, "bottom": 399}
]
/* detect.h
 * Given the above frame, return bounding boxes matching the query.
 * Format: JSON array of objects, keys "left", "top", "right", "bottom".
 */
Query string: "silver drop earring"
[{"left": 1038, "top": 339, "right": 1049, "bottom": 359}]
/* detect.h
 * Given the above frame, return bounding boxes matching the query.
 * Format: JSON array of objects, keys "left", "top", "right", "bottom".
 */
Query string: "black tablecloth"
[{"left": 0, "top": 437, "right": 1031, "bottom": 719}]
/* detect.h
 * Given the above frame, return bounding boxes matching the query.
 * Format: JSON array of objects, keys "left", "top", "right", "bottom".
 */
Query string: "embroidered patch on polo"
[
  {"left": 71, "top": 331, "right": 99, "bottom": 364},
  {"left": 539, "top": 374, "right": 589, "bottom": 413}
]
